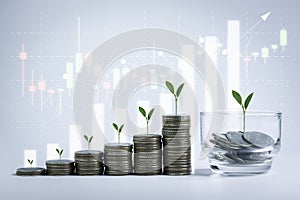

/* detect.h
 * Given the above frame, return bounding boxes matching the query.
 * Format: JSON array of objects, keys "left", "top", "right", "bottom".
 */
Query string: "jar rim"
[{"left": 200, "top": 110, "right": 282, "bottom": 116}]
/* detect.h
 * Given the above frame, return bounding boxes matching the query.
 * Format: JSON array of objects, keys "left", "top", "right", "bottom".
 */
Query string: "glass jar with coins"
[{"left": 200, "top": 111, "right": 282, "bottom": 175}]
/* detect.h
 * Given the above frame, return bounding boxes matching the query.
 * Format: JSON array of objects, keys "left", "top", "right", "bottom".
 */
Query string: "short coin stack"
[
  {"left": 104, "top": 143, "right": 133, "bottom": 175},
  {"left": 75, "top": 150, "right": 104, "bottom": 175},
  {"left": 162, "top": 115, "right": 191, "bottom": 175},
  {"left": 46, "top": 160, "right": 74, "bottom": 176},
  {"left": 209, "top": 131, "right": 275, "bottom": 163},
  {"left": 133, "top": 134, "right": 162, "bottom": 175},
  {"left": 16, "top": 167, "right": 46, "bottom": 176}
]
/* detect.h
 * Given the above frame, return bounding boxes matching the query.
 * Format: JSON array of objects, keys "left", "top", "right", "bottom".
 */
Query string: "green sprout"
[
  {"left": 56, "top": 148, "right": 64, "bottom": 160},
  {"left": 84, "top": 134, "right": 94, "bottom": 150},
  {"left": 165, "top": 81, "right": 185, "bottom": 115},
  {"left": 27, "top": 159, "right": 33, "bottom": 167},
  {"left": 112, "top": 123, "right": 124, "bottom": 144},
  {"left": 232, "top": 90, "right": 254, "bottom": 132},
  {"left": 139, "top": 106, "right": 155, "bottom": 134}
]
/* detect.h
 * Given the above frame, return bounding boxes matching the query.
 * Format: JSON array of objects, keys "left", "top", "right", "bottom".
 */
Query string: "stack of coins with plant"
[
  {"left": 133, "top": 107, "right": 162, "bottom": 175},
  {"left": 16, "top": 159, "right": 46, "bottom": 176},
  {"left": 162, "top": 81, "right": 191, "bottom": 175},
  {"left": 46, "top": 148, "right": 75, "bottom": 176},
  {"left": 74, "top": 135, "right": 104, "bottom": 175},
  {"left": 104, "top": 123, "right": 133, "bottom": 175}
]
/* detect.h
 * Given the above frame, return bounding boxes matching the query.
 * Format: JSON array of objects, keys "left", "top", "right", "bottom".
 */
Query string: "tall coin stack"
[
  {"left": 104, "top": 143, "right": 133, "bottom": 175},
  {"left": 74, "top": 150, "right": 104, "bottom": 175},
  {"left": 46, "top": 160, "right": 75, "bottom": 176},
  {"left": 133, "top": 134, "right": 162, "bottom": 175},
  {"left": 162, "top": 115, "right": 191, "bottom": 175}
]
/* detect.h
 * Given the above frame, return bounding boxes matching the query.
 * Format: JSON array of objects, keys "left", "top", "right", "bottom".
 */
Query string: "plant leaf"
[
  {"left": 119, "top": 124, "right": 124, "bottom": 133},
  {"left": 139, "top": 106, "right": 146, "bottom": 118},
  {"left": 232, "top": 90, "right": 242, "bottom": 105},
  {"left": 147, "top": 108, "right": 155, "bottom": 120},
  {"left": 27, "top": 159, "right": 30, "bottom": 163},
  {"left": 112, "top": 123, "right": 118, "bottom": 131},
  {"left": 244, "top": 92, "right": 254, "bottom": 110},
  {"left": 89, "top": 136, "right": 93, "bottom": 143},
  {"left": 84, "top": 135, "right": 88, "bottom": 142},
  {"left": 56, "top": 148, "right": 60, "bottom": 154},
  {"left": 60, "top": 149, "right": 64, "bottom": 155},
  {"left": 165, "top": 81, "right": 174, "bottom": 94},
  {"left": 176, "top": 83, "right": 184, "bottom": 97},
  {"left": 30, "top": 160, "right": 33, "bottom": 164}
]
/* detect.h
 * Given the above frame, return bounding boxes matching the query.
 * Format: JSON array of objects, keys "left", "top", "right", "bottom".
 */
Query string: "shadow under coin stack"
[
  {"left": 133, "top": 134, "right": 162, "bottom": 175},
  {"left": 162, "top": 115, "right": 191, "bottom": 175},
  {"left": 46, "top": 160, "right": 74, "bottom": 176},
  {"left": 104, "top": 143, "right": 133, "bottom": 175},
  {"left": 75, "top": 150, "right": 104, "bottom": 175}
]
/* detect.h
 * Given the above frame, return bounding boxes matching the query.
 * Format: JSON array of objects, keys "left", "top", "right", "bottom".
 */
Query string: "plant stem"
[
  {"left": 242, "top": 106, "right": 246, "bottom": 132},
  {"left": 88, "top": 143, "right": 90, "bottom": 151},
  {"left": 175, "top": 97, "right": 178, "bottom": 115},
  {"left": 147, "top": 121, "right": 149, "bottom": 134},
  {"left": 118, "top": 132, "right": 120, "bottom": 144}
]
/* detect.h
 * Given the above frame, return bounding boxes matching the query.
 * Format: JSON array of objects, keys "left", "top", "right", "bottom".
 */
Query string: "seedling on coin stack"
[
  {"left": 74, "top": 135, "right": 104, "bottom": 176},
  {"left": 138, "top": 106, "right": 155, "bottom": 134},
  {"left": 103, "top": 122, "right": 132, "bottom": 175},
  {"left": 84, "top": 134, "right": 94, "bottom": 150},
  {"left": 134, "top": 106, "right": 162, "bottom": 175},
  {"left": 15, "top": 159, "right": 46, "bottom": 176},
  {"left": 232, "top": 90, "right": 254, "bottom": 132},
  {"left": 112, "top": 123, "right": 124, "bottom": 144},
  {"left": 45, "top": 147, "right": 75, "bottom": 176},
  {"left": 162, "top": 81, "right": 192, "bottom": 175}
]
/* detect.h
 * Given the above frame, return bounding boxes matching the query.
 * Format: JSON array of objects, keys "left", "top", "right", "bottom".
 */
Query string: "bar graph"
[{"left": 227, "top": 20, "right": 240, "bottom": 111}]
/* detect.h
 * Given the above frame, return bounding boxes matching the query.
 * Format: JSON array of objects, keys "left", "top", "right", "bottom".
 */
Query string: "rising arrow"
[{"left": 240, "top": 11, "right": 271, "bottom": 39}]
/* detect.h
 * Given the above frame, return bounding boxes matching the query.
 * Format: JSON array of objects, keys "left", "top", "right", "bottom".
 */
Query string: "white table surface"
[{"left": 1, "top": 152, "right": 298, "bottom": 200}]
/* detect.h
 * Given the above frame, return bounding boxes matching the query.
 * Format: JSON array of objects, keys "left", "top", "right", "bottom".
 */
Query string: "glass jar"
[{"left": 200, "top": 111, "right": 281, "bottom": 175}]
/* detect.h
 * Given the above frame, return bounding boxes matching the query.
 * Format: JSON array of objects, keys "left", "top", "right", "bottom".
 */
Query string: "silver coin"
[
  {"left": 16, "top": 167, "right": 46, "bottom": 176},
  {"left": 46, "top": 159, "right": 74, "bottom": 165},
  {"left": 163, "top": 114, "right": 190, "bottom": 120},
  {"left": 242, "top": 131, "right": 275, "bottom": 148},
  {"left": 104, "top": 143, "right": 133, "bottom": 151},
  {"left": 225, "top": 131, "right": 252, "bottom": 147}
]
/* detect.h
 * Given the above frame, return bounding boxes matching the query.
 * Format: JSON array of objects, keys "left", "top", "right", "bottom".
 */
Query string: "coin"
[
  {"left": 209, "top": 130, "right": 276, "bottom": 168},
  {"left": 162, "top": 115, "right": 192, "bottom": 176},
  {"left": 225, "top": 131, "right": 252, "bottom": 147},
  {"left": 133, "top": 134, "right": 162, "bottom": 175},
  {"left": 74, "top": 150, "right": 104, "bottom": 175},
  {"left": 242, "top": 131, "right": 275, "bottom": 148},
  {"left": 46, "top": 159, "right": 75, "bottom": 176},
  {"left": 16, "top": 167, "right": 46, "bottom": 176},
  {"left": 104, "top": 143, "right": 133, "bottom": 175}
]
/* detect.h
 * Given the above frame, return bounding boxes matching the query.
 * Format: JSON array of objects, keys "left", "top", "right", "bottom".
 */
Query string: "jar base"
[{"left": 209, "top": 159, "right": 273, "bottom": 176}]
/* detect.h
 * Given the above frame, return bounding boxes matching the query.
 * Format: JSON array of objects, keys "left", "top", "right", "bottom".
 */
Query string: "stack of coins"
[
  {"left": 16, "top": 167, "right": 46, "bottom": 176},
  {"left": 133, "top": 134, "right": 162, "bottom": 175},
  {"left": 209, "top": 131, "right": 275, "bottom": 164},
  {"left": 104, "top": 143, "right": 133, "bottom": 175},
  {"left": 75, "top": 150, "right": 104, "bottom": 175},
  {"left": 46, "top": 160, "right": 74, "bottom": 176},
  {"left": 162, "top": 115, "right": 191, "bottom": 175}
]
